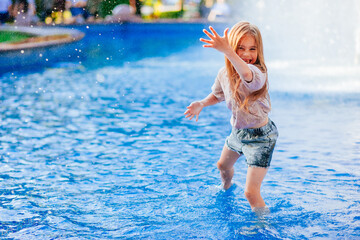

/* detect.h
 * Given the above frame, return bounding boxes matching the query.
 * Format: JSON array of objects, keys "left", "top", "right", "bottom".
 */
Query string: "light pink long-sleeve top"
[{"left": 211, "top": 64, "right": 271, "bottom": 129}]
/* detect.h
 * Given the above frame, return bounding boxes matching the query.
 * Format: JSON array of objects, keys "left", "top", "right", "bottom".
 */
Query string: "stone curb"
[{"left": 0, "top": 26, "right": 85, "bottom": 52}]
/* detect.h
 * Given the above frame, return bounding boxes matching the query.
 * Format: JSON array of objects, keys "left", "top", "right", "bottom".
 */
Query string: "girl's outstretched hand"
[
  {"left": 200, "top": 26, "right": 231, "bottom": 54},
  {"left": 184, "top": 101, "right": 204, "bottom": 122}
]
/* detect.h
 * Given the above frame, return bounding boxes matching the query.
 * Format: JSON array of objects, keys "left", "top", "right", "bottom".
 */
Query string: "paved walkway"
[{"left": 0, "top": 26, "right": 84, "bottom": 52}]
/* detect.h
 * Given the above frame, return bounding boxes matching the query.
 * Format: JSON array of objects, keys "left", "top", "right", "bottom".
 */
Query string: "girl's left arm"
[
  {"left": 200, "top": 26, "right": 253, "bottom": 82},
  {"left": 184, "top": 93, "right": 219, "bottom": 122}
]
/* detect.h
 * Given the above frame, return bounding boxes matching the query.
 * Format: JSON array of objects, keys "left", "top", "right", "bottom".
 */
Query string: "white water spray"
[{"left": 228, "top": 0, "right": 360, "bottom": 93}]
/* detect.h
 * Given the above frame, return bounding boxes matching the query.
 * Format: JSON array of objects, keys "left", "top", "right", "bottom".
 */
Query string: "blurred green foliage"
[
  {"left": 0, "top": 31, "right": 35, "bottom": 43},
  {"left": 99, "top": 0, "right": 130, "bottom": 18},
  {"left": 158, "top": 10, "right": 182, "bottom": 19}
]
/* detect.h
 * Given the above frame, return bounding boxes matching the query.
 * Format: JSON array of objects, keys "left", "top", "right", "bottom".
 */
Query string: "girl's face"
[{"left": 236, "top": 34, "right": 258, "bottom": 64}]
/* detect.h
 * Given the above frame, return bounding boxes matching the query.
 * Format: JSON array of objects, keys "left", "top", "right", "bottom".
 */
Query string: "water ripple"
[{"left": 0, "top": 25, "right": 360, "bottom": 239}]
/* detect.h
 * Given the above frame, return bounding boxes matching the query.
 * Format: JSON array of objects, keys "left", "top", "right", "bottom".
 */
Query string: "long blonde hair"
[{"left": 225, "top": 21, "right": 268, "bottom": 112}]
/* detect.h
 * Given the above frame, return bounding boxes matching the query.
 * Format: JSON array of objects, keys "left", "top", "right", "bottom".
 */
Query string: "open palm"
[
  {"left": 200, "top": 26, "right": 231, "bottom": 54},
  {"left": 184, "top": 101, "right": 204, "bottom": 122}
]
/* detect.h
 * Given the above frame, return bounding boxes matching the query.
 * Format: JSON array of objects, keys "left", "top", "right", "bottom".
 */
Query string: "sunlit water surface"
[{"left": 0, "top": 23, "right": 359, "bottom": 239}]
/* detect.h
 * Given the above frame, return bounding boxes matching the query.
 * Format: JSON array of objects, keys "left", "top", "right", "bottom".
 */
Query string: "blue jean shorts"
[{"left": 225, "top": 119, "right": 278, "bottom": 168}]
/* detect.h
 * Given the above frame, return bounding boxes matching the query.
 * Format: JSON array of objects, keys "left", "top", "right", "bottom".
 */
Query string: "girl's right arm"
[
  {"left": 200, "top": 27, "right": 253, "bottom": 82},
  {"left": 184, "top": 93, "right": 219, "bottom": 122}
]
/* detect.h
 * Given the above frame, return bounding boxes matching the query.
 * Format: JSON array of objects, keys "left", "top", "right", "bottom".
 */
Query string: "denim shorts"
[{"left": 225, "top": 119, "right": 278, "bottom": 168}]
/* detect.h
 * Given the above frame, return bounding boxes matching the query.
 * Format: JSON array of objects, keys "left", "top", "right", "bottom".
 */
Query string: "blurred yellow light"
[
  {"left": 63, "top": 10, "right": 72, "bottom": 20},
  {"left": 45, "top": 17, "right": 52, "bottom": 24},
  {"left": 55, "top": 17, "right": 62, "bottom": 24}
]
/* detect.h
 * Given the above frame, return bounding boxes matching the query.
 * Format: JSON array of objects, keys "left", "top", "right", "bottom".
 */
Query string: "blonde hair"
[{"left": 225, "top": 21, "right": 268, "bottom": 112}]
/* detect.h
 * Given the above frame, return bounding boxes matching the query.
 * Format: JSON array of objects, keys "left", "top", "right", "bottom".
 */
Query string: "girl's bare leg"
[
  {"left": 216, "top": 145, "right": 240, "bottom": 190},
  {"left": 244, "top": 166, "right": 268, "bottom": 209}
]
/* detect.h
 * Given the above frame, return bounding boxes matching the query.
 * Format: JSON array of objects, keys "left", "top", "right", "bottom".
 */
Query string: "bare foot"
[
  {"left": 252, "top": 206, "right": 270, "bottom": 217},
  {"left": 223, "top": 181, "right": 233, "bottom": 190}
]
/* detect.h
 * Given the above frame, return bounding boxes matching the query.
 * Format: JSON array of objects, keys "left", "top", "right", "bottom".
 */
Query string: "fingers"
[
  {"left": 200, "top": 38, "right": 213, "bottom": 48},
  {"left": 184, "top": 108, "right": 194, "bottom": 118},
  {"left": 202, "top": 26, "right": 228, "bottom": 46},
  {"left": 199, "top": 38, "right": 212, "bottom": 44},
  {"left": 184, "top": 109, "right": 192, "bottom": 117},
  {"left": 203, "top": 29, "right": 215, "bottom": 40},
  {"left": 185, "top": 113, "right": 192, "bottom": 118},
  {"left": 184, "top": 109, "right": 199, "bottom": 121},
  {"left": 209, "top": 26, "right": 220, "bottom": 37},
  {"left": 224, "top": 28, "right": 229, "bottom": 39},
  {"left": 185, "top": 114, "right": 199, "bottom": 121}
]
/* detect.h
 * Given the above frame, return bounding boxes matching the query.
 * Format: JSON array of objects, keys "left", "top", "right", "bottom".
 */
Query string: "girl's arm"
[
  {"left": 184, "top": 93, "right": 219, "bottom": 122},
  {"left": 200, "top": 26, "right": 253, "bottom": 82},
  {"left": 223, "top": 49, "right": 253, "bottom": 82}
]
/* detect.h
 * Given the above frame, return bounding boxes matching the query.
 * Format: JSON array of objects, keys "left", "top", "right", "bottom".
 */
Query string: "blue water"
[{"left": 1, "top": 23, "right": 360, "bottom": 239}]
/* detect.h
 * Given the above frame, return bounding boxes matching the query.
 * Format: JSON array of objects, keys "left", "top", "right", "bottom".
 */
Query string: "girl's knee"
[
  {"left": 244, "top": 190, "right": 254, "bottom": 200},
  {"left": 244, "top": 188, "right": 266, "bottom": 208},
  {"left": 217, "top": 161, "right": 231, "bottom": 171},
  {"left": 216, "top": 161, "right": 222, "bottom": 170},
  {"left": 244, "top": 188, "right": 259, "bottom": 201}
]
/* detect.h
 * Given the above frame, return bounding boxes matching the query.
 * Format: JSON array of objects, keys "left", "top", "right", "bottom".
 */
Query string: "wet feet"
[
  {"left": 252, "top": 206, "right": 270, "bottom": 217},
  {"left": 222, "top": 181, "right": 237, "bottom": 191},
  {"left": 223, "top": 182, "right": 232, "bottom": 190}
]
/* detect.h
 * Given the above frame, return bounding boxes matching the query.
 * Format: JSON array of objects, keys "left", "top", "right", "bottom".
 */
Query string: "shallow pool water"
[{"left": 0, "top": 23, "right": 359, "bottom": 239}]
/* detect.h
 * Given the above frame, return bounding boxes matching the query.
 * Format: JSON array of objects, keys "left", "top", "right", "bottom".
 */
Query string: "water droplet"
[{"left": 96, "top": 73, "right": 105, "bottom": 82}]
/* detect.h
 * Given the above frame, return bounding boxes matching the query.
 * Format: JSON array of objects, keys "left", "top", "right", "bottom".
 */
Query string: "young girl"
[{"left": 184, "top": 21, "right": 278, "bottom": 211}]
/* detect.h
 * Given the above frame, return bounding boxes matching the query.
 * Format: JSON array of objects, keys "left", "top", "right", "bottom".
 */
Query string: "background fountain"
[{"left": 228, "top": 0, "right": 360, "bottom": 93}]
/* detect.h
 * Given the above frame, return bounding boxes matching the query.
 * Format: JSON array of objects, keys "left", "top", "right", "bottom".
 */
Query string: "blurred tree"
[
  {"left": 34, "top": 0, "right": 42, "bottom": 16},
  {"left": 53, "top": 0, "right": 65, "bottom": 11},
  {"left": 99, "top": 0, "right": 129, "bottom": 17},
  {"left": 87, "top": 0, "right": 102, "bottom": 17},
  {"left": 98, "top": 0, "right": 142, "bottom": 17},
  {"left": 41, "top": 0, "right": 54, "bottom": 19}
]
